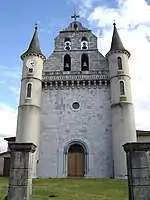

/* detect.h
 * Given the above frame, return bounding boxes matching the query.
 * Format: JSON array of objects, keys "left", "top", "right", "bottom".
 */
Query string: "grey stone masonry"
[
  {"left": 123, "top": 143, "right": 150, "bottom": 200},
  {"left": 7, "top": 143, "right": 36, "bottom": 200}
]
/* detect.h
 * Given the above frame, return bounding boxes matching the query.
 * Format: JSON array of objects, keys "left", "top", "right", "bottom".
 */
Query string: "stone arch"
[
  {"left": 81, "top": 36, "right": 88, "bottom": 42},
  {"left": 120, "top": 80, "right": 125, "bottom": 96},
  {"left": 81, "top": 54, "right": 89, "bottom": 71},
  {"left": 64, "top": 37, "right": 71, "bottom": 43},
  {"left": 117, "top": 57, "right": 123, "bottom": 70},
  {"left": 64, "top": 139, "right": 88, "bottom": 155},
  {"left": 81, "top": 37, "right": 88, "bottom": 50},
  {"left": 64, "top": 38, "right": 71, "bottom": 50},
  {"left": 64, "top": 54, "right": 71, "bottom": 71},
  {"left": 64, "top": 140, "right": 89, "bottom": 177},
  {"left": 26, "top": 82, "right": 32, "bottom": 98}
]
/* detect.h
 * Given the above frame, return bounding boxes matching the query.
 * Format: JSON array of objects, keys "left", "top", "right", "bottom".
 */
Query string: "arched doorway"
[{"left": 68, "top": 143, "right": 85, "bottom": 177}]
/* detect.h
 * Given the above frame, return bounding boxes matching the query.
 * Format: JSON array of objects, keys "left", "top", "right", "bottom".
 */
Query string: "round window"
[{"left": 72, "top": 102, "right": 80, "bottom": 110}]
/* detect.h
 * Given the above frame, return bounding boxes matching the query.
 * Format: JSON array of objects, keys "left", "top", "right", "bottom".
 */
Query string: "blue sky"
[
  {"left": 1, "top": 0, "right": 150, "bottom": 151},
  {"left": 0, "top": 0, "right": 100, "bottom": 108},
  {"left": 0, "top": 0, "right": 79, "bottom": 108}
]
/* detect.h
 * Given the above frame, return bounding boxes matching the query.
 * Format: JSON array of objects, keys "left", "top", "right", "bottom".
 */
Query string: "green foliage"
[{"left": 0, "top": 178, "right": 128, "bottom": 200}]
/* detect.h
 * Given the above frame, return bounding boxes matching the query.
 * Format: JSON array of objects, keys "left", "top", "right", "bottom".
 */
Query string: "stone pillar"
[
  {"left": 7, "top": 142, "right": 36, "bottom": 200},
  {"left": 123, "top": 142, "right": 150, "bottom": 200}
]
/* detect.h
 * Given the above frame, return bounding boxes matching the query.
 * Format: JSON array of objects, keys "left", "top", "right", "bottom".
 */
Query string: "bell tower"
[
  {"left": 106, "top": 23, "right": 137, "bottom": 179},
  {"left": 16, "top": 25, "right": 45, "bottom": 177}
]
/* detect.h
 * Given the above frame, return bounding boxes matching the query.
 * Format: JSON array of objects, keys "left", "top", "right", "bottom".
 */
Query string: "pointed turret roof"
[
  {"left": 21, "top": 25, "right": 45, "bottom": 60},
  {"left": 106, "top": 23, "right": 130, "bottom": 57}
]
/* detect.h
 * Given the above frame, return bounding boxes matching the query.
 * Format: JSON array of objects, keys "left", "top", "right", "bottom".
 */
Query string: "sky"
[{"left": 0, "top": 0, "right": 150, "bottom": 152}]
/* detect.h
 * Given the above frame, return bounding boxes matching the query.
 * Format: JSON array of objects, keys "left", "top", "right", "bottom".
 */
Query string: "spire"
[
  {"left": 21, "top": 24, "right": 45, "bottom": 60},
  {"left": 106, "top": 23, "right": 130, "bottom": 57}
]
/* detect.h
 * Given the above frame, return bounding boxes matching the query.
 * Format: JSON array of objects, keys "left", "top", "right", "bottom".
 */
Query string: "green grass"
[{"left": 0, "top": 178, "right": 128, "bottom": 200}]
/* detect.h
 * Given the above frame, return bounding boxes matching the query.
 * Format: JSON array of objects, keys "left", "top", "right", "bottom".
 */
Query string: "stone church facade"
[
  {"left": 13, "top": 17, "right": 137, "bottom": 179},
  {"left": 37, "top": 21, "right": 113, "bottom": 178}
]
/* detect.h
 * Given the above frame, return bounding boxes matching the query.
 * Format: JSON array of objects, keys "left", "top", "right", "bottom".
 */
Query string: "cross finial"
[
  {"left": 113, "top": 20, "right": 116, "bottom": 26},
  {"left": 35, "top": 23, "right": 38, "bottom": 30},
  {"left": 71, "top": 8, "right": 80, "bottom": 21}
]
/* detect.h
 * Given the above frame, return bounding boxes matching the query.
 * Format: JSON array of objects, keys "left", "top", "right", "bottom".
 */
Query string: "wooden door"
[
  {"left": 76, "top": 152, "right": 84, "bottom": 177},
  {"left": 68, "top": 144, "right": 85, "bottom": 177},
  {"left": 3, "top": 157, "right": 10, "bottom": 177},
  {"left": 68, "top": 153, "right": 76, "bottom": 177}
]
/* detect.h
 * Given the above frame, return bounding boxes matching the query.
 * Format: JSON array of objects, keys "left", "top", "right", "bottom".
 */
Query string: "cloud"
[
  {"left": 1, "top": 66, "right": 21, "bottom": 80},
  {"left": 68, "top": 0, "right": 95, "bottom": 17},
  {"left": 9, "top": 87, "right": 20, "bottom": 103},
  {"left": 0, "top": 104, "right": 17, "bottom": 152},
  {"left": 71, "top": 0, "right": 150, "bottom": 130}
]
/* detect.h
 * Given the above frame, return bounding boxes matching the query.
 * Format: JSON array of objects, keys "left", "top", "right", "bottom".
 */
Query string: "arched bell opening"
[
  {"left": 81, "top": 54, "right": 89, "bottom": 71},
  {"left": 64, "top": 54, "right": 71, "bottom": 71}
]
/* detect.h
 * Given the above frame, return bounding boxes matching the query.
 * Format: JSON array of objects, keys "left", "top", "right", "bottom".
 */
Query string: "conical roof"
[
  {"left": 21, "top": 25, "right": 45, "bottom": 60},
  {"left": 106, "top": 23, "right": 130, "bottom": 57}
]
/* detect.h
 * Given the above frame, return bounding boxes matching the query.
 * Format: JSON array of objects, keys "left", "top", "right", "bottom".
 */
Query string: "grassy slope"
[{"left": 0, "top": 178, "right": 128, "bottom": 200}]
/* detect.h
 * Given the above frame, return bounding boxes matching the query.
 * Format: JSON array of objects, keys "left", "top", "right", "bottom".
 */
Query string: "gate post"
[
  {"left": 7, "top": 142, "right": 36, "bottom": 200},
  {"left": 123, "top": 142, "right": 150, "bottom": 200}
]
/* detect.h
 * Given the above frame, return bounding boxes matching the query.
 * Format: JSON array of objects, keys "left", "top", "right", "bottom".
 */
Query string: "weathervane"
[{"left": 71, "top": 8, "right": 80, "bottom": 21}]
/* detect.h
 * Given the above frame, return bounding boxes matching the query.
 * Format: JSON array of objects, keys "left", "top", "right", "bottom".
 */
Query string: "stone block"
[
  {"left": 9, "top": 168, "right": 31, "bottom": 186},
  {"left": 123, "top": 142, "right": 150, "bottom": 200},
  {"left": 7, "top": 186, "right": 30, "bottom": 200}
]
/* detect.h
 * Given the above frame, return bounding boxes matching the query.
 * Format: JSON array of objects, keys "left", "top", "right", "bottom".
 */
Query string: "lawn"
[{"left": 0, "top": 178, "right": 128, "bottom": 200}]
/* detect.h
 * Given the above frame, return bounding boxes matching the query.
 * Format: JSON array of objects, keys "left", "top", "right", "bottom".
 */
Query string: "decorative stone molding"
[
  {"left": 123, "top": 142, "right": 150, "bottom": 152},
  {"left": 42, "top": 79, "right": 109, "bottom": 90},
  {"left": 117, "top": 70, "right": 124, "bottom": 75},
  {"left": 111, "top": 101, "right": 133, "bottom": 107},
  {"left": 43, "top": 70, "right": 108, "bottom": 76},
  {"left": 21, "top": 53, "right": 46, "bottom": 61},
  {"left": 42, "top": 70, "right": 109, "bottom": 90},
  {"left": 106, "top": 49, "right": 130, "bottom": 58},
  {"left": 120, "top": 96, "right": 127, "bottom": 101}
]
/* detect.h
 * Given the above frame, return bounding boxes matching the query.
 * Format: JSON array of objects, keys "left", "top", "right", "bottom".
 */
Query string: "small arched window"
[
  {"left": 26, "top": 83, "right": 32, "bottom": 98},
  {"left": 120, "top": 81, "right": 125, "bottom": 95},
  {"left": 64, "top": 54, "right": 71, "bottom": 71},
  {"left": 117, "top": 57, "right": 123, "bottom": 70},
  {"left": 81, "top": 37, "right": 88, "bottom": 50},
  {"left": 81, "top": 54, "right": 89, "bottom": 71},
  {"left": 64, "top": 38, "right": 71, "bottom": 50}
]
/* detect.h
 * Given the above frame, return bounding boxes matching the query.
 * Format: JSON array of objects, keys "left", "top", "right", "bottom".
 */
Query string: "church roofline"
[
  {"left": 136, "top": 130, "right": 150, "bottom": 136},
  {"left": 4, "top": 136, "right": 16, "bottom": 142},
  {"left": 59, "top": 29, "right": 91, "bottom": 33}
]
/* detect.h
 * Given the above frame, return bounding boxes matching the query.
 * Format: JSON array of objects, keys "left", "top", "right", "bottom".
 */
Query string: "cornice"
[
  {"left": 42, "top": 70, "right": 109, "bottom": 82},
  {"left": 42, "top": 70, "right": 109, "bottom": 90}
]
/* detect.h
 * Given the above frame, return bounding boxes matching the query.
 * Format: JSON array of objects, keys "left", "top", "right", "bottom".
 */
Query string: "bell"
[
  {"left": 83, "top": 62, "right": 87, "bottom": 67},
  {"left": 65, "top": 63, "right": 70, "bottom": 68}
]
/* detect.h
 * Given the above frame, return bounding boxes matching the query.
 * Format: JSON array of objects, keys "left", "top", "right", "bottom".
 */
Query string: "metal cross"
[
  {"left": 71, "top": 9, "right": 80, "bottom": 21},
  {"left": 113, "top": 20, "right": 116, "bottom": 25},
  {"left": 35, "top": 23, "right": 38, "bottom": 30}
]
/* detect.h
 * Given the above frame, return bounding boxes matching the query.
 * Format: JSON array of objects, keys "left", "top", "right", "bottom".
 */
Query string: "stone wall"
[
  {"left": 37, "top": 86, "right": 113, "bottom": 178},
  {"left": 44, "top": 50, "right": 107, "bottom": 72}
]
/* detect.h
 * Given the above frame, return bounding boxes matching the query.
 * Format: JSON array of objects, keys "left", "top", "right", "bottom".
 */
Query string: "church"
[{"left": 0, "top": 15, "right": 150, "bottom": 179}]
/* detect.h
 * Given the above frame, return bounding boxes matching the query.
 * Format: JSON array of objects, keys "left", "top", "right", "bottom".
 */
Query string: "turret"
[
  {"left": 16, "top": 25, "right": 45, "bottom": 177},
  {"left": 106, "top": 23, "right": 137, "bottom": 179}
]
